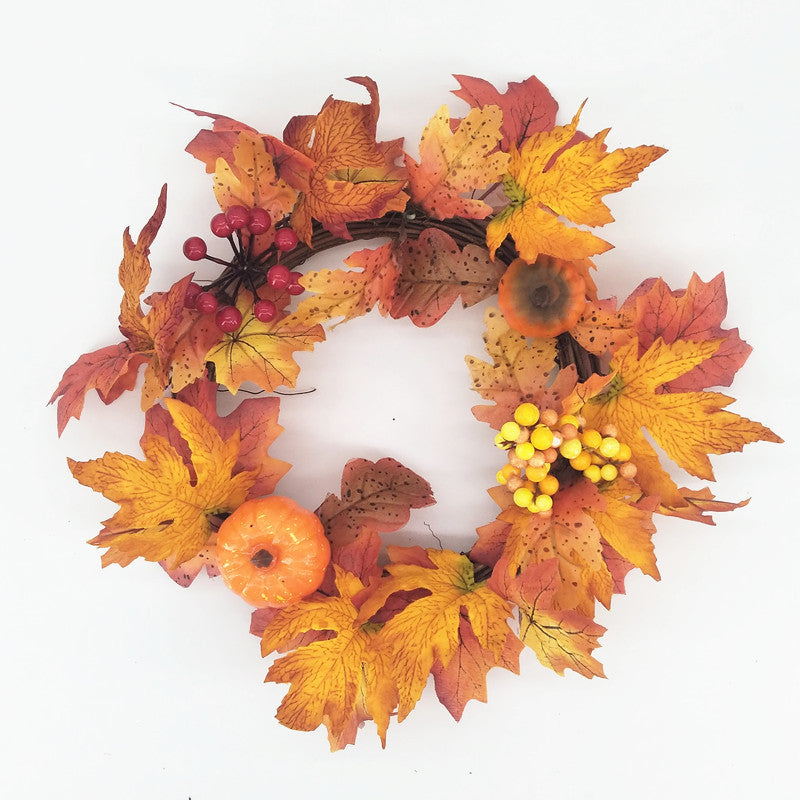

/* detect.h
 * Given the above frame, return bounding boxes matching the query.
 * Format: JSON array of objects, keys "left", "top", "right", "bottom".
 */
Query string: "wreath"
[{"left": 50, "top": 74, "right": 781, "bottom": 750}]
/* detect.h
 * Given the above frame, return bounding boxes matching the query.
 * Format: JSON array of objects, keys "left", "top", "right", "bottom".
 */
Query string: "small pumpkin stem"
[{"left": 250, "top": 549, "right": 274, "bottom": 569}]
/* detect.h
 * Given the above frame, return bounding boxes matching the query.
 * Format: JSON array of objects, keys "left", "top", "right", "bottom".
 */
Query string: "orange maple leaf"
[
  {"left": 486, "top": 106, "right": 666, "bottom": 262},
  {"left": 261, "top": 566, "right": 398, "bottom": 750},
  {"left": 283, "top": 76, "right": 408, "bottom": 244},
  {"left": 491, "top": 480, "right": 613, "bottom": 616},
  {"left": 205, "top": 292, "right": 325, "bottom": 394},
  {"left": 564, "top": 337, "right": 782, "bottom": 506},
  {"left": 68, "top": 398, "right": 256, "bottom": 569},
  {"left": 465, "top": 307, "right": 560, "bottom": 429},
  {"left": 571, "top": 297, "right": 635, "bottom": 357},
  {"left": 50, "top": 188, "right": 191, "bottom": 433},
  {"left": 405, "top": 104, "right": 509, "bottom": 219},
  {"left": 489, "top": 556, "right": 606, "bottom": 678},
  {"left": 357, "top": 547, "right": 514, "bottom": 721}
]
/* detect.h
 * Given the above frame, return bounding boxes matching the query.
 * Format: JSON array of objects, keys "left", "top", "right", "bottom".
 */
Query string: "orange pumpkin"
[
  {"left": 216, "top": 496, "right": 331, "bottom": 608},
  {"left": 497, "top": 256, "right": 586, "bottom": 338}
]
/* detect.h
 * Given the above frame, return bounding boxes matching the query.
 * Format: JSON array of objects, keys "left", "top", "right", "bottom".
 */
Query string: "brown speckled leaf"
[{"left": 315, "top": 458, "right": 435, "bottom": 548}]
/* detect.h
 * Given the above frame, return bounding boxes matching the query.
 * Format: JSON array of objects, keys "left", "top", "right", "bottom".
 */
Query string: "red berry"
[
  {"left": 225, "top": 205, "right": 250, "bottom": 230},
  {"left": 287, "top": 274, "right": 305, "bottom": 296},
  {"left": 215, "top": 305, "right": 243, "bottom": 332},
  {"left": 267, "top": 264, "right": 291, "bottom": 290},
  {"left": 183, "top": 237, "right": 207, "bottom": 261},
  {"left": 253, "top": 299, "right": 277, "bottom": 322},
  {"left": 210, "top": 212, "right": 233, "bottom": 237},
  {"left": 195, "top": 291, "right": 219, "bottom": 314},
  {"left": 274, "top": 227, "right": 298, "bottom": 252},
  {"left": 184, "top": 281, "right": 203, "bottom": 309},
  {"left": 247, "top": 207, "right": 272, "bottom": 235}
]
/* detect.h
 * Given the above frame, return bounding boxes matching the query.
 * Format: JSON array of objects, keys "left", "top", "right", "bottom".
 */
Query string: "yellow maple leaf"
[
  {"left": 211, "top": 132, "right": 297, "bottom": 224},
  {"left": 465, "top": 307, "right": 558, "bottom": 429},
  {"left": 357, "top": 547, "right": 513, "bottom": 721},
  {"left": 68, "top": 398, "right": 256, "bottom": 569},
  {"left": 205, "top": 292, "right": 325, "bottom": 394},
  {"left": 405, "top": 104, "right": 510, "bottom": 219},
  {"left": 486, "top": 105, "right": 666, "bottom": 261},
  {"left": 565, "top": 337, "right": 782, "bottom": 506},
  {"left": 262, "top": 567, "right": 398, "bottom": 750}
]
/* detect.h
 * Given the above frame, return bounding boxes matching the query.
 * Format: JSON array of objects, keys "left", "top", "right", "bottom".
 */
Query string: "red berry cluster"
[{"left": 180, "top": 205, "right": 302, "bottom": 333}]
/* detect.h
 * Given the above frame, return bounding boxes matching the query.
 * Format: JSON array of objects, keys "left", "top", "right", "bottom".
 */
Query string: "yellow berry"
[
  {"left": 500, "top": 463, "right": 518, "bottom": 481},
  {"left": 558, "top": 414, "right": 580, "bottom": 428},
  {"left": 515, "top": 442, "right": 535, "bottom": 460},
  {"left": 530, "top": 426, "right": 554, "bottom": 450},
  {"left": 617, "top": 443, "right": 632, "bottom": 462},
  {"left": 600, "top": 463, "right": 618, "bottom": 482},
  {"left": 500, "top": 421, "right": 521, "bottom": 441},
  {"left": 581, "top": 429, "right": 602, "bottom": 449},
  {"left": 584, "top": 464, "right": 602, "bottom": 483},
  {"left": 514, "top": 402, "right": 540, "bottom": 426},
  {"left": 599, "top": 437, "right": 621, "bottom": 459},
  {"left": 496, "top": 470, "right": 507, "bottom": 485},
  {"left": 540, "top": 408, "right": 559, "bottom": 427},
  {"left": 559, "top": 438, "right": 583, "bottom": 460},
  {"left": 525, "top": 464, "right": 550, "bottom": 482},
  {"left": 513, "top": 487, "right": 534, "bottom": 508},
  {"left": 538, "top": 474, "right": 560, "bottom": 496},
  {"left": 494, "top": 432, "right": 510, "bottom": 449},
  {"left": 569, "top": 451, "right": 592, "bottom": 471},
  {"left": 526, "top": 502, "right": 541, "bottom": 514},
  {"left": 535, "top": 493, "right": 553, "bottom": 512}
]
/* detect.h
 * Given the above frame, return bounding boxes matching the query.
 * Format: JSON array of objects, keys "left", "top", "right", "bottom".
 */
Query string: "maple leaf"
[
  {"left": 316, "top": 457, "right": 435, "bottom": 549},
  {"left": 465, "top": 307, "right": 559, "bottom": 429},
  {"left": 293, "top": 242, "right": 399, "bottom": 327},
  {"left": 628, "top": 272, "right": 753, "bottom": 391},
  {"left": 50, "top": 188, "right": 192, "bottom": 433},
  {"left": 430, "top": 615, "right": 522, "bottom": 721},
  {"left": 492, "top": 480, "right": 613, "bottom": 616},
  {"left": 489, "top": 557, "right": 606, "bottom": 678},
  {"left": 405, "top": 104, "right": 509, "bottom": 219},
  {"left": 205, "top": 292, "right": 325, "bottom": 394},
  {"left": 485, "top": 106, "right": 666, "bottom": 262},
  {"left": 283, "top": 76, "right": 408, "bottom": 244},
  {"left": 68, "top": 398, "right": 256, "bottom": 569},
  {"left": 656, "top": 487, "right": 750, "bottom": 525},
  {"left": 261, "top": 566, "right": 398, "bottom": 750},
  {"left": 565, "top": 337, "right": 782, "bottom": 506},
  {"left": 590, "top": 477, "right": 660, "bottom": 580},
  {"left": 452, "top": 74, "right": 558, "bottom": 151},
  {"left": 357, "top": 547, "right": 514, "bottom": 721},
  {"left": 388, "top": 229, "right": 505, "bottom": 326},
  {"left": 571, "top": 297, "right": 635, "bottom": 357}
]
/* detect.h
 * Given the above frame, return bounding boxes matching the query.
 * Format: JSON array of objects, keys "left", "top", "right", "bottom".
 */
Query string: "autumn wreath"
[{"left": 50, "top": 75, "right": 781, "bottom": 750}]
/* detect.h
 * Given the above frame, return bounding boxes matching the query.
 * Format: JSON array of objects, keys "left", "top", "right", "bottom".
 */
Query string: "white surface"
[{"left": 3, "top": 1, "right": 798, "bottom": 797}]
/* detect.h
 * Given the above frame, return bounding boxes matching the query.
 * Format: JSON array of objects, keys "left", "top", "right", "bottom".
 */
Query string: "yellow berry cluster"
[{"left": 494, "top": 402, "right": 637, "bottom": 514}]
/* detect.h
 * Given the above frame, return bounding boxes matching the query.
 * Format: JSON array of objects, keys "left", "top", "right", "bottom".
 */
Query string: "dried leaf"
[
  {"left": 262, "top": 566, "right": 398, "bottom": 750},
  {"left": 316, "top": 457, "right": 435, "bottom": 548},
  {"left": 357, "top": 548, "right": 514, "bottom": 721},
  {"left": 486, "top": 106, "right": 666, "bottom": 261},
  {"left": 452, "top": 74, "right": 558, "bottom": 151},
  {"left": 68, "top": 398, "right": 256, "bottom": 569},
  {"left": 405, "top": 104, "right": 509, "bottom": 219}
]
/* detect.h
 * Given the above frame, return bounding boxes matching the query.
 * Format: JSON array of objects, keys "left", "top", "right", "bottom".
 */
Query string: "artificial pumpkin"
[
  {"left": 497, "top": 255, "right": 586, "bottom": 338},
  {"left": 216, "top": 496, "right": 331, "bottom": 608}
]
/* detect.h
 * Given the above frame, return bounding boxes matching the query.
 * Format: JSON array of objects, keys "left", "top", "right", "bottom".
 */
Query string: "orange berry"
[
  {"left": 514, "top": 402, "right": 540, "bottom": 426},
  {"left": 617, "top": 443, "right": 632, "bottom": 462},
  {"left": 569, "top": 451, "right": 592, "bottom": 471},
  {"left": 619, "top": 462, "right": 638, "bottom": 479},
  {"left": 581, "top": 429, "right": 602, "bottom": 450},
  {"left": 538, "top": 474, "right": 560, "bottom": 496}
]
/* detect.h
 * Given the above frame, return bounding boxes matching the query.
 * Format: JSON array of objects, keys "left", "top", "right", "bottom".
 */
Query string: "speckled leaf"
[
  {"left": 316, "top": 458, "right": 435, "bottom": 548},
  {"left": 571, "top": 297, "right": 634, "bottom": 357},
  {"left": 405, "top": 104, "right": 509, "bottom": 219},
  {"left": 466, "top": 307, "right": 558, "bottom": 429},
  {"left": 389, "top": 229, "right": 505, "bottom": 326}
]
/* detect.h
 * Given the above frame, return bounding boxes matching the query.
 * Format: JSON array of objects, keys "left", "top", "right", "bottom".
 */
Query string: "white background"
[{"left": 3, "top": 1, "right": 798, "bottom": 797}]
